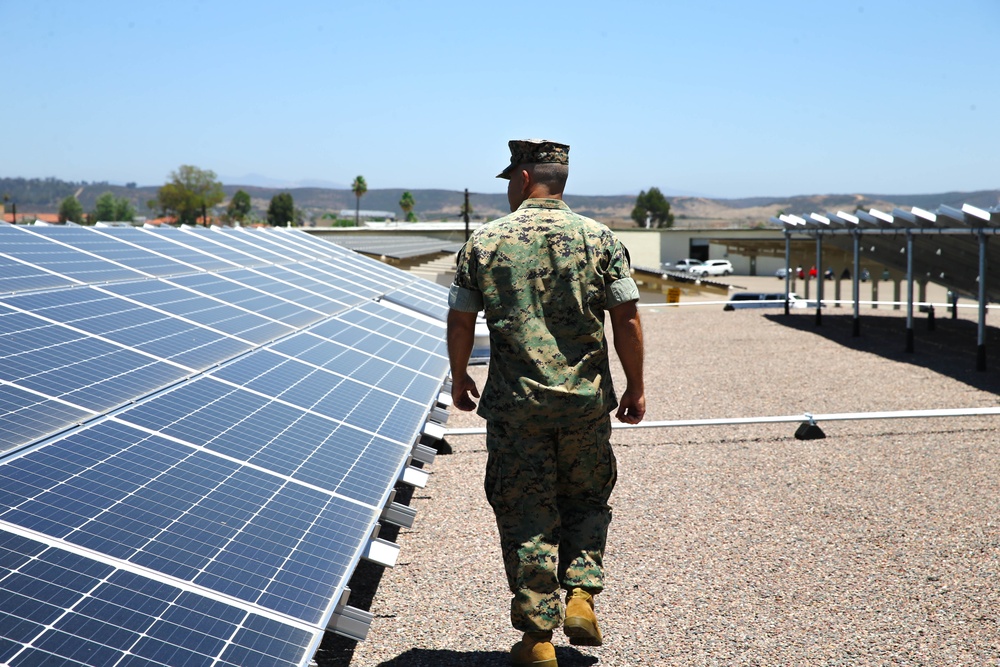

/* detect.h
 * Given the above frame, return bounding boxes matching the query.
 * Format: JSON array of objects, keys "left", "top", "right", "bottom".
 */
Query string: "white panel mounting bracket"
[
  {"left": 399, "top": 465, "right": 429, "bottom": 488},
  {"left": 328, "top": 588, "right": 374, "bottom": 642}
]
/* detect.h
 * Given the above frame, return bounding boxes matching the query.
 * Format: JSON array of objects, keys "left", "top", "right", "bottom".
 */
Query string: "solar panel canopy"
[
  {"left": 0, "top": 224, "right": 451, "bottom": 666},
  {"left": 771, "top": 203, "right": 1000, "bottom": 302}
]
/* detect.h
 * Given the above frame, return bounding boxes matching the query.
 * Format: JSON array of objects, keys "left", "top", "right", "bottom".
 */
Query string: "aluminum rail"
[{"left": 443, "top": 407, "right": 1000, "bottom": 436}]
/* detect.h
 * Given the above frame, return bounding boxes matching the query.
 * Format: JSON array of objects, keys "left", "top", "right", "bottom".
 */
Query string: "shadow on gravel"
[
  {"left": 765, "top": 311, "right": 1000, "bottom": 394},
  {"left": 372, "top": 647, "right": 599, "bottom": 666}
]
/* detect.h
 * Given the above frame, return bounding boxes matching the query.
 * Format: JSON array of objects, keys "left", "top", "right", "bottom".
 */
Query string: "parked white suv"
[
  {"left": 690, "top": 259, "right": 733, "bottom": 276},
  {"left": 672, "top": 259, "right": 704, "bottom": 273}
]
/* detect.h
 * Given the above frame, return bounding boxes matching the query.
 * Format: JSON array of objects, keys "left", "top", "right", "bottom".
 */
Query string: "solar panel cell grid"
[
  {"left": 277, "top": 229, "right": 353, "bottom": 259},
  {"left": 0, "top": 383, "right": 95, "bottom": 454},
  {"left": 170, "top": 228, "right": 271, "bottom": 267},
  {"left": 31, "top": 226, "right": 192, "bottom": 278},
  {"left": 102, "top": 280, "right": 295, "bottom": 345},
  {"left": 382, "top": 284, "right": 450, "bottom": 321},
  {"left": 298, "top": 261, "right": 384, "bottom": 300},
  {"left": 194, "top": 229, "right": 293, "bottom": 265},
  {"left": 229, "top": 229, "right": 319, "bottom": 262},
  {"left": 214, "top": 268, "right": 340, "bottom": 319},
  {"left": 135, "top": 227, "right": 239, "bottom": 271},
  {"left": 0, "top": 226, "right": 450, "bottom": 666},
  {"left": 253, "top": 265, "right": 355, "bottom": 314},
  {"left": 171, "top": 272, "right": 322, "bottom": 330},
  {"left": 0, "top": 422, "right": 379, "bottom": 623},
  {"left": 2, "top": 227, "right": 148, "bottom": 285},
  {"left": 1, "top": 286, "right": 247, "bottom": 372},
  {"left": 0, "top": 533, "right": 316, "bottom": 667},
  {"left": 0, "top": 252, "right": 77, "bottom": 294}
]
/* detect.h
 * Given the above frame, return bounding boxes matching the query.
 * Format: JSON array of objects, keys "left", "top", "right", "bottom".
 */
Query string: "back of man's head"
[{"left": 526, "top": 162, "right": 569, "bottom": 195}]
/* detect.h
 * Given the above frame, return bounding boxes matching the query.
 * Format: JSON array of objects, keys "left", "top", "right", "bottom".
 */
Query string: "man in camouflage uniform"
[{"left": 447, "top": 139, "right": 646, "bottom": 666}]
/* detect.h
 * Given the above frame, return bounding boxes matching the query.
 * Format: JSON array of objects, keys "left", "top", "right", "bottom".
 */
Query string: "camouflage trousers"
[{"left": 484, "top": 412, "right": 617, "bottom": 632}]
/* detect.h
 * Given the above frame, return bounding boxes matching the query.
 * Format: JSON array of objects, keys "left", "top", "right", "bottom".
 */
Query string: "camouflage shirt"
[{"left": 449, "top": 198, "right": 639, "bottom": 425}]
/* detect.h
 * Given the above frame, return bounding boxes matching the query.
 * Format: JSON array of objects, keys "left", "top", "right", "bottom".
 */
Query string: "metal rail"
[{"left": 443, "top": 407, "right": 1000, "bottom": 436}]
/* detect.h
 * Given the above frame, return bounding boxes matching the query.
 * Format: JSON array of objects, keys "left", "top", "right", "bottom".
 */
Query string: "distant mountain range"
[
  {"left": 218, "top": 174, "right": 349, "bottom": 190},
  {"left": 2, "top": 176, "right": 996, "bottom": 228}
]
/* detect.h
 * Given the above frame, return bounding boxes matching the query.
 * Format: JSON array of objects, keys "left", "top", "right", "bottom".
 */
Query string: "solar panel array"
[
  {"left": 0, "top": 224, "right": 451, "bottom": 666},
  {"left": 770, "top": 203, "right": 1000, "bottom": 302},
  {"left": 327, "top": 234, "right": 464, "bottom": 260}
]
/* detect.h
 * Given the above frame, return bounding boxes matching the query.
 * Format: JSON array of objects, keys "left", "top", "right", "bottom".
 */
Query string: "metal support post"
[
  {"left": 815, "top": 234, "right": 823, "bottom": 326},
  {"left": 905, "top": 231, "right": 914, "bottom": 353},
  {"left": 784, "top": 231, "right": 791, "bottom": 316},
  {"left": 977, "top": 230, "right": 988, "bottom": 371},
  {"left": 852, "top": 230, "right": 860, "bottom": 337}
]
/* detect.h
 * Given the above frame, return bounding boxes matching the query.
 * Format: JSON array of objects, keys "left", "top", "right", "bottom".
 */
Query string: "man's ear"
[{"left": 519, "top": 168, "right": 532, "bottom": 198}]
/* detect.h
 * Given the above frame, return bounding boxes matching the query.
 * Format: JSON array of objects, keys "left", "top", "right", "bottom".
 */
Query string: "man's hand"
[
  {"left": 452, "top": 375, "right": 480, "bottom": 412},
  {"left": 615, "top": 386, "right": 645, "bottom": 424}
]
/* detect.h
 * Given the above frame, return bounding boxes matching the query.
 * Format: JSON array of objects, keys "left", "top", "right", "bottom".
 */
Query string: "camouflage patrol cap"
[{"left": 497, "top": 139, "right": 570, "bottom": 179}]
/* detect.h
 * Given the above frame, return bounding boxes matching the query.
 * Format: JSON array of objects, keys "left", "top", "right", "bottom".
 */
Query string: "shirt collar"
[{"left": 517, "top": 198, "right": 569, "bottom": 211}]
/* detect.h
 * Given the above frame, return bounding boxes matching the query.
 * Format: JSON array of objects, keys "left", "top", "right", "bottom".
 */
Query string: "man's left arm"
[
  {"left": 608, "top": 300, "right": 645, "bottom": 424},
  {"left": 604, "top": 235, "right": 645, "bottom": 424}
]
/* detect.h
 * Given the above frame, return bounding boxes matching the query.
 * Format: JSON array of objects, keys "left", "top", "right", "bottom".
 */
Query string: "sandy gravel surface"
[{"left": 323, "top": 303, "right": 1000, "bottom": 667}]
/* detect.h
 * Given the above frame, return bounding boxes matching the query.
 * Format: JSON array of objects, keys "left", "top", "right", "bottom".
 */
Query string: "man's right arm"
[
  {"left": 608, "top": 300, "right": 645, "bottom": 424},
  {"left": 446, "top": 308, "right": 480, "bottom": 411}
]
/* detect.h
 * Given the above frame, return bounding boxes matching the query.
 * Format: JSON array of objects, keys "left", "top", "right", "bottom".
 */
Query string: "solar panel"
[
  {"left": 102, "top": 279, "right": 296, "bottom": 345},
  {"left": 181, "top": 228, "right": 295, "bottom": 265},
  {"left": 168, "top": 272, "right": 323, "bottom": 330},
  {"left": 382, "top": 281, "right": 451, "bottom": 321},
  {"left": 29, "top": 227, "right": 194, "bottom": 278},
  {"left": 0, "top": 226, "right": 149, "bottom": 285},
  {"left": 0, "top": 225, "right": 450, "bottom": 666},
  {"left": 216, "top": 228, "right": 319, "bottom": 263},
  {"left": 329, "top": 234, "right": 464, "bottom": 260},
  {"left": 0, "top": 286, "right": 247, "bottom": 372},
  {"left": 152, "top": 227, "right": 267, "bottom": 268},
  {"left": 0, "top": 300, "right": 189, "bottom": 424},
  {"left": 129, "top": 227, "right": 241, "bottom": 272}
]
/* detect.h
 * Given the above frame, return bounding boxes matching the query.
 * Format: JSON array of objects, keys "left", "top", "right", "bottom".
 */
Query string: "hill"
[{"left": 1, "top": 177, "right": 996, "bottom": 229}]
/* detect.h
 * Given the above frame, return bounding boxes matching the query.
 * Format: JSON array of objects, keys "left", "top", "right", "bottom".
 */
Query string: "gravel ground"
[{"left": 324, "top": 301, "right": 1000, "bottom": 667}]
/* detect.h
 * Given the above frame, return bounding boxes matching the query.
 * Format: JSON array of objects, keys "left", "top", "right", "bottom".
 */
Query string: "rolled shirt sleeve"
[
  {"left": 448, "top": 283, "right": 484, "bottom": 312},
  {"left": 449, "top": 240, "right": 484, "bottom": 312},
  {"left": 604, "top": 236, "right": 639, "bottom": 307},
  {"left": 606, "top": 276, "right": 639, "bottom": 308}
]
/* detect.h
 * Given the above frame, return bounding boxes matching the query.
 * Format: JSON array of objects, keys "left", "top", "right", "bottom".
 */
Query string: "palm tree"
[
  {"left": 351, "top": 175, "right": 367, "bottom": 226},
  {"left": 399, "top": 190, "right": 416, "bottom": 222}
]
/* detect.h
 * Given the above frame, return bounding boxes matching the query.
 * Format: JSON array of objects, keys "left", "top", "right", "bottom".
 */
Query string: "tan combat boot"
[
  {"left": 563, "top": 588, "right": 602, "bottom": 646},
  {"left": 510, "top": 630, "right": 557, "bottom": 666}
]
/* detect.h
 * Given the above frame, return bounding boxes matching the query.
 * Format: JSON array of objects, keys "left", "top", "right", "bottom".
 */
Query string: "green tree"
[
  {"left": 227, "top": 189, "right": 252, "bottom": 223},
  {"left": 115, "top": 197, "right": 136, "bottom": 222},
  {"left": 92, "top": 191, "right": 135, "bottom": 222},
  {"left": 399, "top": 190, "right": 417, "bottom": 222},
  {"left": 267, "top": 192, "right": 295, "bottom": 226},
  {"left": 351, "top": 175, "right": 367, "bottom": 225},
  {"left": 154, "top": 165, "right": 225, "bottom": 225},
  {"left": 630, "top": 187, "right": 674, "bottom": 228},
  {"left": 58, "top": 195, "right": 84, "bottom": 223}
]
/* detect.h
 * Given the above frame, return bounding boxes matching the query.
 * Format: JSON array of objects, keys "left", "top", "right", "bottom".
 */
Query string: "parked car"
[
  {"left": 723, "top": 292, "right": 811, "bottom": 310},
  {"left": 690, "top": 259, "right": 734, "bottom": 276},
  {"left": 672, "top": 258, "right": 704, "bottom": 273}
]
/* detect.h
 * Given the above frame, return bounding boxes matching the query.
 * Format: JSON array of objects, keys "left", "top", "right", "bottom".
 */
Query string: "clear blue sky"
[{"left": 2, "top": 0, "right": 997, "bottom": 199}]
